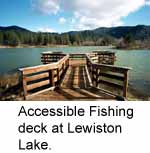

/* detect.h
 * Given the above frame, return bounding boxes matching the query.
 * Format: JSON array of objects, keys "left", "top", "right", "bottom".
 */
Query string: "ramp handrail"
[
  {"left": 86, "top": 54, "right": 131, "bottom": 98},
  {"left": 19, "top": 55, "right": 69, "bottom": 100}
]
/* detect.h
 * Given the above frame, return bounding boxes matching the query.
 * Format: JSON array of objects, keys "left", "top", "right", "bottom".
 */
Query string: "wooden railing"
[
  {"left": 89, "top": 51, "right": 116, "bottom": 65},
  {"left": 86, "top": 54, "right": 131, "bottom": 98},
  {"left": 20, "top": 55, "right": 69, "bottom": 100},
  {"left": 69, "top": 53, "right": 86, "bottom": 60},
  {"left": 41, "top": 52, "right": 66, "bottom": 64}
]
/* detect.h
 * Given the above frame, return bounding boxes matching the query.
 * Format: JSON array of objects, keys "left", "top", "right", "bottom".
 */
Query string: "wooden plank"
[
  {"left": 98, "top": 79, "right": 123, "bottom": 89},
  {"left": 20, "top": 63, "right": 57, "bottom": 75},
  {"left": 96, "top": 68, "right": 99, "bottom": 87},
  {"left": 91, "top": 65, "right": 95, "bottom": 83},
  {"left": 69, "top": 54, "right": 85, "bottom": 60},
  {"left": 26, "top": 87, "right": 56, "bottom": 100},
  {"left": 50, "top": 70, "right": 55, "bottom": 86},
  {"left": 59, "top": 69, "right": 63, "bottom": 76},
  {"left": 20, "top": 55, "right": 69, "bottom": 75},
  {"left": 41, "top": 60, "right": 58, "bottom": 63},
  {"left": 41, "top": 53, "right": 65, "bottom": 56},
  {"left": 27, "top": 80, "right": 50, "bottom": 91},
  {"left": 91, "top": 57, "right": 98, "bottom": 60},
  {"left": 26, "top": 72, "right": 49, "bottom": 82},
  {"left": 57, "top": 68, "right": 60, "bottom": 82},
  {"left": 100, "top": 72, "right": 125, "bottom": 81},
  {"left": 54, "top": 77, "right": 58, "bottom": 82},
  {"left": 94, "top": 64, "right": 131, "bottom": 72},
  {"left": 53, "top": 69, "right": 57, "bottom": 75},
  {"left": 62, "top": 63, "right": 64, "bottom": 72},
  {"left": 23, "top": 75, "right": 28, "bottom": 99},
  {"left": 123, "top": 71, "right": 128, "bottom": 98},
  {"left": 86, "top": 54, "right": 131, "bottom": 71}
]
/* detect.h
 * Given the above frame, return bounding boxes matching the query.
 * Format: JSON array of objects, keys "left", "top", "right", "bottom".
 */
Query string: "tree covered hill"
[
  {"left": 0, "top": 25, "right": 31, "bottom": 32},
  {"left": 94, "top": 25, "right": 150, "bottom": 40},
  {"left": 0, "top": 25, "right": 150, "bottom": 47}
]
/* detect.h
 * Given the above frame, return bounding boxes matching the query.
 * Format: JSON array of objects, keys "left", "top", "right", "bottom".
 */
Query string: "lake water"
[{"left": 0, "top": 46, "right": 150, "bottom": 96}]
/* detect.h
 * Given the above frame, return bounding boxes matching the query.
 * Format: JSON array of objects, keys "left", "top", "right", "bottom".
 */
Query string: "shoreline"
[
  {"left": 0, "top": 45, "right": 70, "bottom": 49},
  {"left": 1, "top": 45, "right": 150, "bottom": 50}
]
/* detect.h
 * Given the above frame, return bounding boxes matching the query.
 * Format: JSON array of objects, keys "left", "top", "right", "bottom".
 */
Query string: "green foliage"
[
  {"left": 100, "top": 36, "right": 114, "bottom": 46},
  {"left": 0, "top": 25, "right": 150, "bottom": 47},
  {"left": 0, "top": 32, "right": 4, "bottom": 45},
  {"left": 124, "top": 33, "right": 134, "bottom": 44},
  {"left": 2, "top": 31, "right": 19, "bottom": 46},
  {"left": 61, "top": 34, "right": 71, "bottom": 45}
]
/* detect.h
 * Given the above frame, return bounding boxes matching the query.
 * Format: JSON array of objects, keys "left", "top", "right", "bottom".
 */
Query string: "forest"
[
  {"left": 0, "top": 26, "right": 115, "bottom": 46},
  {"left": 0, "top": 25, "right": 150, "bottom": 49}
]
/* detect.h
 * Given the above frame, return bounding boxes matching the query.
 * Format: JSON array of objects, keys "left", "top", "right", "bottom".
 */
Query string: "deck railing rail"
[
  {"left": 86, "top": 53, "right": 131, "bottom": 98},
  {"left": 41, "top": 52, "right": 66, "bottom": 64},
  {"left": 88, "top": 51, "right": 116, "bottom": 64},
  {"left": 69, "top": 53, "right": 86, "bottom": 60},
  {"left": 20, "top": 54, "right": 69, "bottom": 100}
]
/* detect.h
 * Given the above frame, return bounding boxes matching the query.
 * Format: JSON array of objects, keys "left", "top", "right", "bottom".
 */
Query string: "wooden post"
[
  {"left": 123, "top": 70, "right": 128, "bottom": 98},
  {"left": 57, "top": 68, "right": 60, "bottom": 84},
  {"left": 57, "top": 68, "right": 60, "bottom": 80},
  {"left": 98, "top": 55, "right": 100, "bottom": 63},
  {"left": 22, "top": 75, "right": 28, "bottom": 100},
  {"left": 50, "top": 69, "right": 55, "bottom": 87},
  {"left": 91, "top": 65, "right": 94, "bottom": 84},
  {"left": 65, "top": 60, "right": 67, "bottom": 70},
  {"left": 67, "top": 58, "right": 70, "bottom": 68},
  {"left": 96, "top": 68, "right": 99, "bottom": 87},
  {"left": 62, "top": 63, "right": 64, "bottom": 74}
]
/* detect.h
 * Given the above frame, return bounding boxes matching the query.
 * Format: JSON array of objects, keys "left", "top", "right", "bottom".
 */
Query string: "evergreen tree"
[
  {"left": 6, "top": 31, "right": 20, "bottom": 46},
  {"left": 37, "top": 32, "right": 44, "bottom": 45},
  {"left": 61, "top": 34, "right": 70, "bottom": 45},
  {"left": 0, "top": 32, "right": 3, "bottom": 45},
  {"left": 124, "top": 33, "right": 134, "bottom": 45}
]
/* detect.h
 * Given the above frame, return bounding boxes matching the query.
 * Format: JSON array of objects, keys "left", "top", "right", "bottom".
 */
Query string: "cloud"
[
  {"left": 145, "top": 0, "right": 150, "bottom": 5},
  {"left": 31, "top": 0, "right": 60, "bottom": 15},
  {"left": 66, "top": 0, "right": 145, "bottom": 30},
  {"left": 59, "top": 17, "right": 66, "bottom": 24},
  {"left": 31, "top": 0, "right": 149, "bottom": 30},
  {"left": 38, "top": 27, "right": 56, "bottom": 32}
]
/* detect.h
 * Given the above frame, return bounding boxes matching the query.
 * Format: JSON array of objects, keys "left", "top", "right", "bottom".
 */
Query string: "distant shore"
[
  {"left": 116, "top": 46, "right": 150, "bottom": 50},
  {"left": 0, "top": 45, "right": 150, "bottom": 50},
  {"left": 0, "top": 45, "right": 70, "bottom": 49}
]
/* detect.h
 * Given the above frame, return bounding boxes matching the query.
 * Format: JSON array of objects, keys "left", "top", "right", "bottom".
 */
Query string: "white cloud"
[
  {"left": 38, "top": 27, "right": 56, "bottom": 32},
  {"left": 66, "top": 0, "right": 145, "bottom": 30},
  {"left": 31, "top": 0, "right": 149, "bottom": 31},
  {"left": 145, "top": 0, "right": 150, "bottom": 5},
  {"left": 31, "top": 0, "right": 60, "bottom": 15},
  {"left": 59, "top": 17, "right": 66, "bottom": 24}
]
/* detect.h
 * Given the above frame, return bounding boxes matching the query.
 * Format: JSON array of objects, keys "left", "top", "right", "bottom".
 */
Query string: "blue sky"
[{"left": 0, "top": 0, "right": 150, "bottom": 33}]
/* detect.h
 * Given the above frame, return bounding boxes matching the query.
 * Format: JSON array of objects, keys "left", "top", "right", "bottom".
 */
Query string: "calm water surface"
[{"left": 0, "top": 46, "right": 150, "bottom": 96}]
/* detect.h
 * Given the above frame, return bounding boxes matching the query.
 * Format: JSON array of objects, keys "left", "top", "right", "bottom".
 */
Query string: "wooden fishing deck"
[{"left": 19, "top": 52, "right": 131, "bottom": 101}]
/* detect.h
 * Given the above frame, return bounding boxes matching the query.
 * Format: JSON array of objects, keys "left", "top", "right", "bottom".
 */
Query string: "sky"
[{"left": 0, "top": 0, "right": 150, "bottom": 33}]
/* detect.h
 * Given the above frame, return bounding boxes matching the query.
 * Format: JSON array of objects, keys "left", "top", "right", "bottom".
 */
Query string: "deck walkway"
[{"left": 29, "top": 60, "right": 115, "bottom": 101}]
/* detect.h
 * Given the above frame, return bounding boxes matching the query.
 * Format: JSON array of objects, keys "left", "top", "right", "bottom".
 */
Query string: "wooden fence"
[
  {"left": 86, "top": 54, "right": 131, "bottom": 98},
  {"left": 41, "top": 52, "right": 66, "bottom": 64},
  {"left": 19, "top": 51, "right": 131, "bottom": 100},
  {"left": 20, "top": 55, "right": 69, "bottom": 100},
  {"left": 69, "top": 53, "right": 86, "bottom": 60},
  {"left": 89, "top": 51, "right": 116, "bottom": 65}
]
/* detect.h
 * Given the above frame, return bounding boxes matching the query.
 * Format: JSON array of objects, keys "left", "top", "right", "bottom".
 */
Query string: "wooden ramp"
[{"left": 29, "top": 60, "right": 115, "bottom": 101}]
